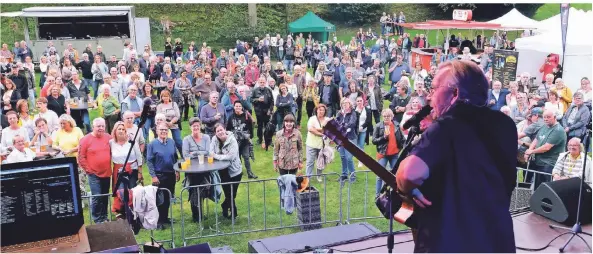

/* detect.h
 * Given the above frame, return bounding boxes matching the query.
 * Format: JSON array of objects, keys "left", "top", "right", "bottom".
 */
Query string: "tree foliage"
[{"left": 327, "top": 4, "right": 385, "bottom": 26}]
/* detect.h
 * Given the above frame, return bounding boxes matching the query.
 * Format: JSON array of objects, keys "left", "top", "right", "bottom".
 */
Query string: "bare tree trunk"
[{"left": 248, "top": 3, "right": 257, "bottom": 28}]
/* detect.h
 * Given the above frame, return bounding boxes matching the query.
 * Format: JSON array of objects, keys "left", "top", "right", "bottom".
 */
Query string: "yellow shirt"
[
  {"left": 553, "top": 86, "right": 573, "bottom": 113},
  {"left": 53, "top": 127, "right": 84, "bottom": 157}
]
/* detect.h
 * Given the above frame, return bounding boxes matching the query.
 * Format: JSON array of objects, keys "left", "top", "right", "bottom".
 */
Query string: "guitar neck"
[{"left": 323, "top": 120, "right": 397, "bottom": 189}]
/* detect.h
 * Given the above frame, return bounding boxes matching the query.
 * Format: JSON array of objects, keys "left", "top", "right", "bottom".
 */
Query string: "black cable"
[
  {"left": 516, "top": 231, "right": 592, "bottom": 252},
  {"left": 277, "top": 230, "right": 411, "bottom": 253},
  {"left": 330, "top": 239, "right": 415, "bottom": 253}
]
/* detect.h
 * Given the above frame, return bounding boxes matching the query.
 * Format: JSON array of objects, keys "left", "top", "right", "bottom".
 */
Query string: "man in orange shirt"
[{"left": 78, "top": 117, "right": 112, "bottom": 223}]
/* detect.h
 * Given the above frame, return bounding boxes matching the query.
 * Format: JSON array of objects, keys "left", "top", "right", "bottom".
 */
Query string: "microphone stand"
[
  {"left": 387, "top": 124, "right": 422, "bottom": 253},
  {"left": 548, "top": 128, "right": 592, "bottom": 253}
]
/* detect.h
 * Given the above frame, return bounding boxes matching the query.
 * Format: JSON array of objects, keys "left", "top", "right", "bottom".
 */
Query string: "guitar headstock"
[{"left": 322, "top": 119, "right": 349, "bottom": 147}]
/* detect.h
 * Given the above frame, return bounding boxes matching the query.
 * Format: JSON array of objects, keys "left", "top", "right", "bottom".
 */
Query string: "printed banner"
[{"left": 492, "top": 49, "right": 519, "bottom": 87}]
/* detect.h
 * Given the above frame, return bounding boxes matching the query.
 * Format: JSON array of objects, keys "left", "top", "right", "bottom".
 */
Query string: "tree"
[{"left": 328, "top": 4, "right": 384, "bottom": 26}]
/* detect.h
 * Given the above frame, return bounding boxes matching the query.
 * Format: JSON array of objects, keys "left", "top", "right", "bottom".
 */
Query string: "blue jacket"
[
  {"left": 221, "top": 91, "right": 253, "bottom": 120},
  {"left": 487, "top": 89, "right": 507, "bottom": 111},
  {"left": 277, "top": 174, "right": 297, "bottom": 214}
]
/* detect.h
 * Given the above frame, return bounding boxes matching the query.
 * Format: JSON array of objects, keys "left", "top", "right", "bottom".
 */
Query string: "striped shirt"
[{"left": 552, "top": 152, "right": 592, "bottom": 183}]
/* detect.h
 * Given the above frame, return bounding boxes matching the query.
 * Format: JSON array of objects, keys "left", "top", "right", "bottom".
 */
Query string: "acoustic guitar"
[{"left": 322, "top": 118, "right": 416, "bottom": 227}]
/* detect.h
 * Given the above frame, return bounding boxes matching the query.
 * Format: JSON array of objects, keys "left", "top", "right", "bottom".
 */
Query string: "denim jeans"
[
  {"left": 170, "top": 128, "right": 183, "bottom": 155},
  {"left": 376, "top": 154, "right": 398, "bottom": 195},
  {"left": 283, "top": 60, "right": 294, "bottom": 74},
  {"left": 28, "top": 89, "right": 36, "bottom": 107},
  {"left": 142, "top": 116, "right": 154, "bottom": 145},
  {"left": 278, "top": 50, "right": 284, "bottom": 62},
  {"left": 91, "top": 80, "right": 101, "bottom": 100},
  {"left": 88, "top": 174, "right": 111, "bottom": 223},
  {"left": 339, "top": 140, "right": 356, "bottom": 178},
  {"left": 357, "top": 131, "right": 367, "bottom": 149},
  {"left": 305, "top": 146, "right": 321, "bottom": 177},
  {"left": 402, "top": 49, "right": 410, "bottom": 63}
]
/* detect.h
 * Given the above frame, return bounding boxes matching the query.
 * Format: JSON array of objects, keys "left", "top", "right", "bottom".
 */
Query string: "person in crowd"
[
  {"left": 130, "top": 64, "right": 146, "bottom": 83},
  {"left": 339, "top": 68, "right": 357, "bottom": 99},
  {"left": 302, "top": 78, "right": 319, "bottom": 118},
  {"left": 552, "top": 78, "right": 572, "bottom": 113},
  {"left": 227, "top": 101, "right": 257, "bottom": 179},
  {"left": 67, "top": 71, "right": 92, "bottom": 133},
  {"left": 181, "top": 117, "right": 211, "bottom": 222},
  {"left": 273, "top": 114, "right": 303, "bottom": 175},
  {"left": 552, "top": 137, "right": 592, "bottom": 183},
  {"left": 30, "top": 117, "right": 54, "bottom": 151},
  {"left": 293, "top": 65, "right": 307, "bottom": 126},
  {"left": 209, "top": 123, "right": 243, "bottom": 219},
  {"left": 536, "top": 74, "right": 555, "bottom": 101},
  {"left": 176, "top": 69, "right": 195, "bottom": 121},
  {"left": 576, "top": 77, "right": 591, "bottom": 106},
  {"left": 96, "top": 85, "right": 120, "bottom": 133},
  {"left": 91, "top": 55, "right": 109, "bottom": 100},
  {"left": 148, "top": 113, "right": 172, "bottom": 142},
  {"left": 354, "top": 95, "right": 370, "bottom": 157},
  {"left": 314, "top": 62, "right": 327, "bottom": 83},
  {"left": 2, "top": 79, "right": 20, "bottom": 112},
  {"left": 561, "top": 92, "right": 591, "bottom": 142},
  {"left": 155, "top": 90, "right": 182, "bottom": 155},
  {"left": 336, "top": 98, "right": 358, "bottom": 182},
  {"left": 524, "top": 109, "right": 567, "bottom": 189},
  {"left": 251, "top": 76, "right": 274, "bottom": 145},
  {"left": 318, "top": 71, "right": 340, "bottom": 117},
  {"left": 372, "top": 109, "right": 402, "bottom": 195},
  {"left": 4, "top": 134, "right": 38, "bottom": 163},
  {"left": 15, "top": 99, "right": 34, "bottom": 138},
  {"left": 200, "top": 91, "right": 226, "bottom": 137},
  {"left": 46, "top": 83, "right": 69, "bottom": 116},
  {"left": 53, "top": 113, "right": 86, "bottom": 194},
  {"left": 505, "top": 81, "right": 523, "bottom": 108},
  {"left": 344, "top": 80, "right": 364, "bottom": 107},
  {"left": 487, "top": 80, "right": 507, "bottom": 111},
  {"left": 400, "top": 97, "right": 424, "bottom": 139},
  {"left": 275, "top": 84, "right": 295, "bottom": 131},
  {"left": 544, "top": 90, "right": 564, "bottom": 120},
  {"left": 363, "top": 75, "right": 382, "bottom": 124},
  {"left": 305, "top": 104, "right": 328, "bottom": 181},
  {"left": 389, "top": 83, "right": 410, "bottom": 123},
  {"left": 517, "top": 72, "right": 533, "bottom": 94},
  {"left": 121, "top": 111, "right": 146, "bottom": 154},
  {"left": 510, "top": 92, "right": 529, "bottom": 124},
  {"left": 221, "top": 82, "right": 250, "bottom": 121},
  {"left": 110, "top": 120, "right": 144, "bottom": 218},
  {"left": 388, "top": 54, "right": 410, "bottom": 86},
  {"left": 8, "top": 64, "right": 28, "bottom": 101},
  {"left": 120, "top": 84, "right": 143, "bottom": 124},
  {"left": 78, "top": 118, "right": 112, "bottom": 224},
  {"left": 1, "top": 111, "right": 30, "bottom": 152},
  {"left": 192, "top": 73, "right": 217, "bottom": 113},
  {"left": 147, "top": 123, "right": 179, "bottom": 230}
]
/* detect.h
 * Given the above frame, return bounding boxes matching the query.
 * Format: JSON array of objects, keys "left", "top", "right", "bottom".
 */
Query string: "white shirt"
[
  {"left": 286, "top": 83, "right": 298, "bottom": 99},
  {"left": 1, "top": 127, "right": 30, "bottom": 153},
  {"left": 110, "top": 140, "right": 143, "bottom": 169},
  {"left": 5, "top": 148, "right": 36, "bottom": 163},
  {"left": 34, "top": 110, "right": 60, "bottom": 132}
]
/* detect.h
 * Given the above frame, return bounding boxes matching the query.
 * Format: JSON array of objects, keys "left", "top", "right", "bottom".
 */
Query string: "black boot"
[
  {"left": 221, "top": 203, "right": 230, "bottom": 219},
  {"left": 247, "top": 171, "right": 258, "bottom": 179}
]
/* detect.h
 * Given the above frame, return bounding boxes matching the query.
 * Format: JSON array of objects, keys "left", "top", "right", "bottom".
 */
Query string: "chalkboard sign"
[{"left": 492, "top": 49, "right": 519, "bottom": 87}]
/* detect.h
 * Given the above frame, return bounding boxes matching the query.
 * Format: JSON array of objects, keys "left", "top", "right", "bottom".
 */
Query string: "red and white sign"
[{"left": 452, "top": 9, "right": 473, "bottom": 21}]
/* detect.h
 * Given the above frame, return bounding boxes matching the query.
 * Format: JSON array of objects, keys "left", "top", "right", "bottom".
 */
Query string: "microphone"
[
  {"left": 138, "top": 97, "right": 153, "bottom": 128},
  {"left": 402, "top": 105, "right": 432, "bottom": 130}
]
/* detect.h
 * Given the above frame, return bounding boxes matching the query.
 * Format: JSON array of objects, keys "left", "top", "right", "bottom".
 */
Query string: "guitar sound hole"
[{"left": 541, "top": 198, "right": 552, "bottom": 213}]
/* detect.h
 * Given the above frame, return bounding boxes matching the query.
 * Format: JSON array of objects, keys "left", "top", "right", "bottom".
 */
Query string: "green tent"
[{"left": 288, "top": 11, "right": 335, "bottom": 42}]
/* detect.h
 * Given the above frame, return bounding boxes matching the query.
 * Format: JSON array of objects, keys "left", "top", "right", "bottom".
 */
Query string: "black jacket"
[
  {"left": 372, "top": 120, "right": 404, "bottom": 155},
  {"left": 226, "top": 112, "right": 254, "bottom": 146},
  {"left": 76, "top": 61, "right": 94, "bottom": 80},
  {"left": 317, "top": 82, "right": 340, "bottom": 111},
  {"left": 66, "top": 80, "right": 91, "bottom": 99},
  {"left": 251, "top": 86, "right": 274, "bottom": 115},
  {"left": 9, "top": 73, "right": 28, "bottom": 99}
]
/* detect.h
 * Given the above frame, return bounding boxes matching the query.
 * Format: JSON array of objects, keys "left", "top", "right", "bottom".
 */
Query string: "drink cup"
[
  {"left": 185, "top": 157, "right": 191, "bottom": 167},
  {"left": 208, "top": 156, "right": 214, "bottom": 164},
  {"left": 198, "top": 154, "right": 205, "bottom": 164}
]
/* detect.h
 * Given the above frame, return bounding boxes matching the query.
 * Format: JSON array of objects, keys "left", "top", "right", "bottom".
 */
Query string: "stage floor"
[{"left": 316, "top": 213, "right": 592, "bottom": 253}]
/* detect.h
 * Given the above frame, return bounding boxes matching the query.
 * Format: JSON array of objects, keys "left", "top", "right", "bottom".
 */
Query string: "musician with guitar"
[
  {"left": 323, "top": 60, "right": 517, "bottom": 252},
  {"left": 394, "top": 60, "right": 517, "bottom": 252}
]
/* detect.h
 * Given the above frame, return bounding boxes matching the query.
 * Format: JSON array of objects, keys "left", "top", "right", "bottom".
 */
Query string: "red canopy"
[{"left": 400, "top": 20, "right": 503, "bottom": 30}]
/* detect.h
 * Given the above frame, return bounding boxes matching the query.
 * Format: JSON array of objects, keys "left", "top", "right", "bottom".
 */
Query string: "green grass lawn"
[
  {"left": 33, "top": 73, "right": 403, "bottom": 252},
  {"left": 532, "top": 3, "right": 592, "bottom": 21}
]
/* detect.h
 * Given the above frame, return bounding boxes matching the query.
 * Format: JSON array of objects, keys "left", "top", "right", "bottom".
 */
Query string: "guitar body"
[{"left": 323, "top": 119, "right": 417, "bottom": 228}]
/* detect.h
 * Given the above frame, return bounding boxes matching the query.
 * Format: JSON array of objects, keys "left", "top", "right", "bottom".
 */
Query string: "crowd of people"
[{"left": 0, "top": 20, "right": 591, "bottom": 231}]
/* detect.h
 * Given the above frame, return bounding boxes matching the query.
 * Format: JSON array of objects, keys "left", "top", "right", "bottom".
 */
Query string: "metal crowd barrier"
[
  {"left": 342, "top": 170, "right": 390, "bottom": 224},
  {"left": 81, "top": 188, "right": 175, "bottom": 248},
  {"left": 511, "top": 167, "right": 553, "bottom": 212},
  {"left": 179, "top": 172, "right": 342, "bottom": 247}
]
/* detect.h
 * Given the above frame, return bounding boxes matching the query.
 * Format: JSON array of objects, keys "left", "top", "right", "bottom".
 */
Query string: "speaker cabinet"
[{"left": 529, "top": 178, "right": 592, "bottom": 226}]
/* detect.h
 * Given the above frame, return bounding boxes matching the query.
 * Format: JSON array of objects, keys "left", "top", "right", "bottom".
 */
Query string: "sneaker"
[
  {"left": 337, "top": 176, "right": 348, "bottom": 182},
  {"left": 316, "top": 176, "right": 322, "bottom": 182},
  {"left": 349, "top": 177, "right": 357, "bottom": 183}
]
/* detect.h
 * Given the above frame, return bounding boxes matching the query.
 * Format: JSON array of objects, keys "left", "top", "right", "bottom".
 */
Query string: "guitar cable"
[{"left": 275, "top": 230, "right": 411, "bottom": 253}]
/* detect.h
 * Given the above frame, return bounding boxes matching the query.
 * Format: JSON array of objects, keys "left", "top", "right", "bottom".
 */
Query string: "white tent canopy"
[
  {"left": 487, "top": 8, "right": 540, "bottom": 30},
  {"left": 536, "top": 7, "right": 592, "bottom": 33},
  {"left": 515, "top": 9, "right": 593, "bottom": 92}
]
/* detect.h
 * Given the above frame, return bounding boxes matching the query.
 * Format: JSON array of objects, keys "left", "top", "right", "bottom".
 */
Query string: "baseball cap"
[
  {"left": 528, "top": 107, "right": 543, "bottom": 117},
  {"left": 323, "top": 70, "right": 333, "bottom": 76}
]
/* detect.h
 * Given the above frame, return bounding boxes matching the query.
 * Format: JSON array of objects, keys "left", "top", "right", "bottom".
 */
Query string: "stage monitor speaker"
[{"left": 529, "top": 177, "right": 592, "bottom": 226}]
